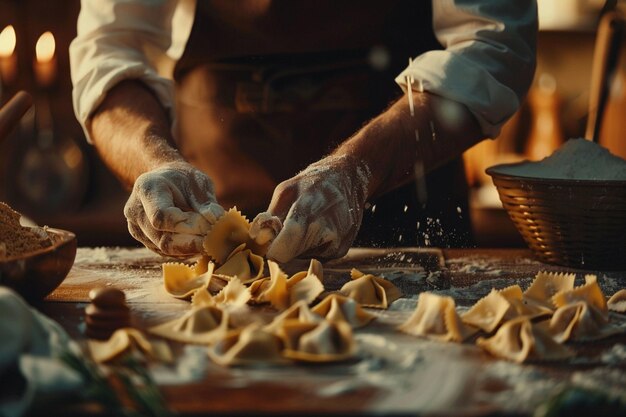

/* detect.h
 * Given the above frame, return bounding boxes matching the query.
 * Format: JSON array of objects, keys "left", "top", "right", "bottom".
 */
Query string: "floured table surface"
[{"left": 41, "top": 247, "right": 626, "bottom": 416}]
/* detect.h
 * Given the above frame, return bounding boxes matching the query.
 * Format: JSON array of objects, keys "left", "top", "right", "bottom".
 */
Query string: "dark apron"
[{"left": 174, "top": 0, "right": 473, "bottom": 247}]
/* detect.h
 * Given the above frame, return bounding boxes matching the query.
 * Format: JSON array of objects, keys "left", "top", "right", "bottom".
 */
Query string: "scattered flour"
[
  {"left": 496, "top": 138, "right": 626, "bottom": 180},
  {"left": 600, "top": 344, "right": 626, "bottom": 365},
  {"left": 150, "top": 345, "right": 209, "bottom": 385},
  {"left": 447, "top": 256, "right": 502, "bottom": 275}
]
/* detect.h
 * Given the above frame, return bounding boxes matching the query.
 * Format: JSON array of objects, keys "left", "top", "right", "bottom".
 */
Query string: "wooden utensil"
[
  {"left": 0, "top": 91, "right": 32, "bottom": 142},
  {"left": 586, "top": 12, "right": 625, "bottom": 143}
]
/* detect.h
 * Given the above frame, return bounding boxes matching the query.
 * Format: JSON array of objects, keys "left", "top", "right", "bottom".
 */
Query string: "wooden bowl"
[
  {"left": 0, "top": 228, "right": 77, "bottom": 302},
  {"left": 487, "top": 163, "right": 626, "bottom": 270}
]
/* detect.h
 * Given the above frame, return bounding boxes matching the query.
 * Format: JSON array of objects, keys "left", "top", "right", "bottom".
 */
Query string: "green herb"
[
  {"left": 534, "top": 386, "right": 626, "bottom": 417},
  {"left": 59, "top": 351, "right": 175, "bottom": 417}
]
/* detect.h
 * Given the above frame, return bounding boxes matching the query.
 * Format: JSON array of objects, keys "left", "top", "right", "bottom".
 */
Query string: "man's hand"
[
  {"left": 263, "top": 155, "right": 371, "bottom": 263},
  {"left": 124, "top": 161, "right": 225, "bottom": 257}
]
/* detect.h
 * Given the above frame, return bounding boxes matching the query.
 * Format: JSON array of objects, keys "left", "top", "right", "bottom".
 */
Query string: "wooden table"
[{"left": 38, "top": 248, "right": 626, "bottom": 416}]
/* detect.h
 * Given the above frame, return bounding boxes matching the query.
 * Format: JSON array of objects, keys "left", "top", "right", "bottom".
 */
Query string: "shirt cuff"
[
  {"left": 395, "top": 49, "right": 521, "bottom": 138},
  {"left": 72, "top": 62, "right": 176, "bottom": 144}
]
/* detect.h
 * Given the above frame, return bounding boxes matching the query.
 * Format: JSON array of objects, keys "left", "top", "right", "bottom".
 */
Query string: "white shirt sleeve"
[
  {"left": 69, "top": 0, "right": 195, "bottom": 143},
  {"left": 395, "top": 0, "right": 537, "bottom": 138}
]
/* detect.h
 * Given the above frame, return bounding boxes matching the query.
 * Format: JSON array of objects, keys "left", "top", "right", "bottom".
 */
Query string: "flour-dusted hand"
[
  {"left": 265, "top": 155, "right": 371, "bottom": 263},
  {"left": 124, "top": 161, "right": 225, "bottom": 257}
]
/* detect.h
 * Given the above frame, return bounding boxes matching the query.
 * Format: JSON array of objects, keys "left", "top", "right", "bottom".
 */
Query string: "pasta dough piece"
[
  {"left": 149, "top": 305, "right": 229, "bottom": 344},
  {"left": 552, "top": 275, "right": 608, "bottom": 317},
  {"left": 191, "top": 286, "right": 215, "bottom": 308},
  {"left": 608, "top": 289, "right": 626, "bottom": 313},
  {"left": 207, "top": 274, "right": 230, "bottom": 293},
  {"left": 213, "top": 276, "right": 251, "bottom": 306},
  {"left": 250, "top": 260, "right": 324, "bottom": 310},
  {"left": 461, "top": 289, "right": 514, "bottom": 333},
  {"left": 547, "top": 301, "right": 619, "bottom": 343},
  {"left": 273, "top": 319, "right": 355, "bottom": 362},
  {"left": 88, "top": 328, "right": 172, "bottom": 363},
  {"left": 398, "top": 292, "right": 477, "bottom": 342},
  {"left": 462, "top": 285, "right": 551, "bottom": 334},
  {"left": 286, "top": 259, "right": 324, "bottom": 306},
  {"left": 499, "top": 285, "right": 553, "bottom": 319},
  {"left": 202, "top": 208, "right": 268, "bottom": 264},
  {"left": 208, "top": 324, "right": 285, "bottom": 366},
  {"left": 163, "top": 261, "right": 215, "bottom": 300},
  {"left": 214, "top": 246, "right": 265, "bottom": 284},
  {"left": 477, "top": 316, "right": 573, "bottom": 363},
  {"left": 249, "top": 260, "right": 288, "bottom": 309},
  {"left": 193, "top": 256, "right": 210, "bottom": 275},
  {"left": 311, "top": 294, "right": 374, "bottom": 329},
  {"left": 339, "top": 269, "right": 402, "bottom": 309},
  {"left": 249, "top": 277, "right": 271, "bottom": 303},
  {"left": 264, "top": 300, "right": 322, "bottom": 333},
  {"left": 523, "top": 271, "right": 576, "bottom": 310}
]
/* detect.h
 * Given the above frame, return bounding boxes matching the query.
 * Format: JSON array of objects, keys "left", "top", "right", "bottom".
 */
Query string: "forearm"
[
  {"left": 335, "top": 92, "right": 485, "bottom": 199},
  {"left": 88, "top": 80, "right": 184, "bottom": 188}
]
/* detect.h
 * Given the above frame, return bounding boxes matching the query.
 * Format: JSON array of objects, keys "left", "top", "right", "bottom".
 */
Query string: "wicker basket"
[{"left": 487, "top": 163, "right": 626, "bottom": 270}]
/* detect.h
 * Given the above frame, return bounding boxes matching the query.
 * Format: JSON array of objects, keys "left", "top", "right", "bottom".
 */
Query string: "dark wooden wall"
[{"left": 0, "top": 0, "right": 136, "bottom": 247}]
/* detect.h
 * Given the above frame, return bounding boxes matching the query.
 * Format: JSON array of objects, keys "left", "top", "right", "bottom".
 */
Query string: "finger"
[
  {"left": 266, "top": 217, "right": 306, "bottom": 263},
  {"left": 267, "top": 181, "right": 298, "bottom": 221},
  {"left": 137, "top": 178, "right": 211, "bottom": 234},
  {"left": 157, "top": 232, "right": 205, "bottom": 257},
  {"left": 196, "top": 202, "right": 226, "bottom": 224},
  {"left": 154, "top": 206, "right": 211, "bottom": 235},
  {"left": 136, "top": 213, "right": 204, "bottom": 257},
  {"left": 127, "top": 222, "right": 166, "bottom": 256},
  {"left": 250, "top": 212, "right": 282, "bottom": 245}
]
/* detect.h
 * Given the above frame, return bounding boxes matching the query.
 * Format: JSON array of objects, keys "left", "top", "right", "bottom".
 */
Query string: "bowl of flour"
[{"left": 486, "top": 138, "right": 626, "bottom": 270}]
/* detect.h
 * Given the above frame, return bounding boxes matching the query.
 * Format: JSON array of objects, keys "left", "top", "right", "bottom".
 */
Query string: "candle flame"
[
  {"left": 0, "top": 25, "right": 16, "bottom": 58},
  {"left": 35, "top": 31, "right": 55, "bottom": 63}
]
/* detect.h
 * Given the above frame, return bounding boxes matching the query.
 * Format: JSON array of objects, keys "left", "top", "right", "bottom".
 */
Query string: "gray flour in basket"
[{"left": 498, "top": 138, "right": 626, "bottom": 180}]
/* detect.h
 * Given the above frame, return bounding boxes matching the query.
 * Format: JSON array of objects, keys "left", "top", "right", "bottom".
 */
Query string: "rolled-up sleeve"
[
  {"left": 70, "top": 0, "right": 193, "bottom": 143},
  {"left": 395, "top": 0, "right": 537, "bottom": 138}
]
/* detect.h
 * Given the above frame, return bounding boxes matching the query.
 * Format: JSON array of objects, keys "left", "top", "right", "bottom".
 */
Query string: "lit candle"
[
  {"left": 0, "top": 25, "right": 17, "bottom": 86},
  {"left": 34, "top": 31, "right": 56, "bottom": 87}
]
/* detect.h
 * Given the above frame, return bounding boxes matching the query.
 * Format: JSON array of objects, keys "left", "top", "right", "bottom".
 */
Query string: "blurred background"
[{"left": 0, "top": 0, "right": 624, "bottom": 248}]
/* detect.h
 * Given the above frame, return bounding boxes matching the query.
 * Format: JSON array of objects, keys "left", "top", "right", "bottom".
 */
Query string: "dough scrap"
[
  {"left": 608, "top": 289, "right": 626, "bottom": 313},
  {"left": 208, "top": 324, "right": 285, "bottom": 366},
  {"left": 202, "top": 208, "right": 268, "bottom": 264},
  {"left": 271, "top": 319, "right": 355, "bottom": 362},
  {"left": 477, "top": 316, "right": 573, "bottom": 363},
  {"left": 339, "top": 269, "right": 402, "bottom": 309},
  {"left": 311, "top": 294, "right": 374, "bottom": 329},
  {"left": 214, "top": 246, "right": 265, "bottom": 284},
  {"left": 523, "top": 271, "right": 576, "bottom": 310},
  {"left": 547, "top": 301, "right": 619, "bottom": 343},
  {"left": 163, "top": 261, "right": 215, "bottom": 300},
  {"left": 148, "top": 305, "right": 229, "bottom": 344},
  {"left": 552, "top": 274, "right": 608, "bottom": 317},
  {"left": 88, "top": 328, "right": 172, "bottom": 363},
  {"left": 398, "top": 292, "right": 477, "bottom": 342},
  {"left": 264, "top": 300, "right": 322, "bottom": 333}
]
